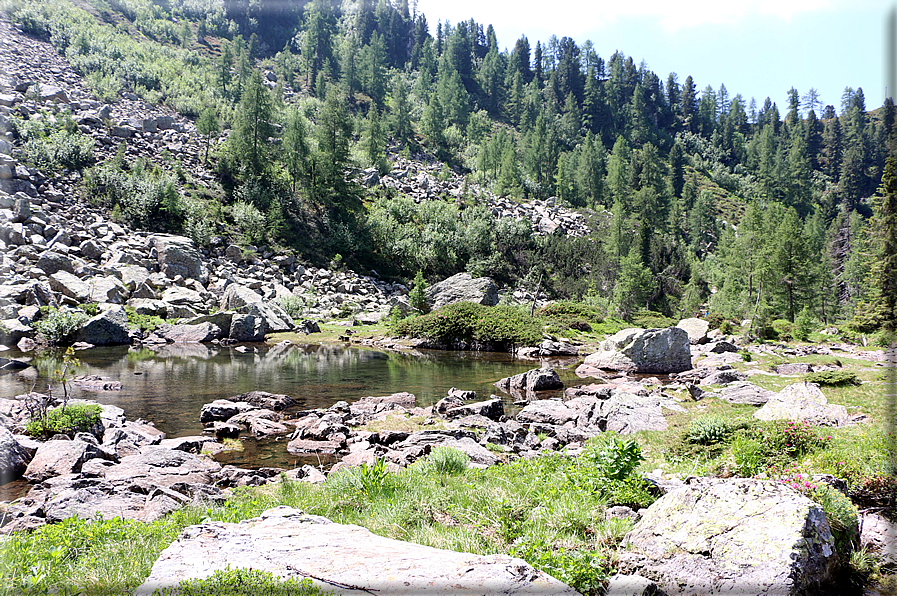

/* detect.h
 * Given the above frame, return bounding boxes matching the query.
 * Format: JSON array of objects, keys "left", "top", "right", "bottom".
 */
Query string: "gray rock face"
[
  {"left": 425, "top": 273, "right": 499, "bottom": 310},
  {"left": 136, "top": 507, "right": 580, "bottom": 595},
  {"left": 23, "top": 439, "right": 116, "bottom": 482},
  {"left": 676, "top": 318, "right": 709, "bottom": 345},
  {"left": 151, "top": 235, "right": 207, "bottom": 283},
  {"left": 517, "top": 400, "right": 579, "bottom": 426},
  {"left": 619, "top": 478, "right": 840, "bottom": 596},
  {"left": 582, "top": 328, "right": 692, "bottom": 374},
  {"left": 0, "top": 426, "right": 29, "bottom": 484},
  {"left": 753, "top": 382, "right": 849, "bottom": 427},
  {"left": 446, "top": 398, "right": 504, "bottom": 421},
  {"left": 495, "top": 367, "right": 564, "bottom": 393},
  {"left": 72, "top": 305, "right": 130, "bottom": 345},
  {"left": 157, "top": 323, "right": 222, "bottom": 343},
  {"left": 719, "top": 381, "right": 775, "bottom": 406}
]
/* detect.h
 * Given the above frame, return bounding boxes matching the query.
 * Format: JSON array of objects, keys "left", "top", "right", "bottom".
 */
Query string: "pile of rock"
[{"left": 376, "top": 155, "right": 595, "bottom": 238}]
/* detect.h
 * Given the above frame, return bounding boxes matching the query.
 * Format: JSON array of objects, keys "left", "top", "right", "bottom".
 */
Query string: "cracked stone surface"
[
  {"left": 618, "top": 478, "right": 842, "bottom": 596},
  {"left": 136, "top": 506, "right": 581, "bottom": 595}
]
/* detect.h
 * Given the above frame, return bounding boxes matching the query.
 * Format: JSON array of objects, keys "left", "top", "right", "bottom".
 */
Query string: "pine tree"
[
  {"left": 196, "top": 107, "right": 219, "bottom": 164},
  {"left": 389, "top": 77, "right": 413, "bottom": 145},
  {"left": 281, "top": 107, "right": 310, "bottom": 193},
  {"left": 231, "top": 70, "right": 275, "bottom": 176}
]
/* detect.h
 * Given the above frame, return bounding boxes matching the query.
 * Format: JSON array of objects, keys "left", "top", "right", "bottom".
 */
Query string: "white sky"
[{"left": 416, "top": 0, "right": 892, "bottom": 113}]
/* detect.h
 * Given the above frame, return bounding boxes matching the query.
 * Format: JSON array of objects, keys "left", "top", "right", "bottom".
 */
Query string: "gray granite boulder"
[
  {"left": 136, "top": 507, "right": 579, "bottom": 595},
  {"left": 495, "top": 367, "right": 564, "bottom": 394},
  {"left": 71, "top": 305, "right": 130, "bottom": 345},
  {"left": 0, "top": 426, "right": 29, "bottom": 484},
  {"left": 581, "top": 328, "right": 692, "bottom": 374},
  {"left": 619, "top": 478, "right": 840, "bottom": 596},
  {"left": 151, "top": 235, "right": 207, "bottom": 283},
  {"left": 23, "top": 439, "right": 116, "bottom": 483},
  {"left": 719, "top": 381, "right": 775, "bottom": 406},
  {"left": 425, "top": 273, "right": 500, "bottom": 310},
  {"left": 676, "top": 318, "right": 709, "bottom": 345},
  {"left": 753, "top": 382, "right": 849, "bottom": 427}
]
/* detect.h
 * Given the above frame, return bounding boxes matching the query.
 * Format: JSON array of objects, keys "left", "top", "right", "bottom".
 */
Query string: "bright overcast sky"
[{"left": 415, "top": 0, "right": 892, "bottom": 114}]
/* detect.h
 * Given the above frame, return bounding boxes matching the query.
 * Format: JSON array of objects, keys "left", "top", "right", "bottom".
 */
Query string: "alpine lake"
[{"left": 0, "top": 342, "right": 576, "bottom": 476}]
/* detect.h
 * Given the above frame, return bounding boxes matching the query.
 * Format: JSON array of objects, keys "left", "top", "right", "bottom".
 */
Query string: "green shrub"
[
  {"left": 157, "top": 566, "right": 327, "bottom": 596},
  {"left": 793, "top": 307, "right": 816, "bottom": 342},
  {"left": 771, "top": 319, "right": 794, "bottom": 341},
  {"left": 394, "top": 302, "right": 541, "bottom": 350},
  {"left": 33, "top": 308, "right": 88, "bottom": 344},
  {"left": 807, "top": 484, "right": 859, "bottom": 558},
  {"left": 125, "top": 306, "right": 165, "bottom": 332},
  {"left": 539, "top": 300, "right": 605, "bottom": 333},
  {"left": 509, "top": 537, "right": 610, "bottom": 596},
  {"left": 23, "top": 129, "right": 95, "bottom": 171},
  {"left": 80, "top": 302, "right": 99, "bottom": 317},
  {"left": 760, "top": 420, "right": 829, "bottom": 464},
  {"left": 276, "top": 295, "right": 305, "bottom": 320},
  {"left": 423, "top": 446, "right": 469, "bottom": 475},
  {"left": 232, "top": 201, "right": 266, "bottom": 245},
  {"left": 686, "top": 416, "right": 731, "bottom": 445},
  {"left": 583, "top": 436, "right": 643, "bottom": 481},
  {"left": 804, "top": 371, "right": 860, "bottom": 386},
  {"left": 25, "top": 403, "right": 102, "bottom": 438}
]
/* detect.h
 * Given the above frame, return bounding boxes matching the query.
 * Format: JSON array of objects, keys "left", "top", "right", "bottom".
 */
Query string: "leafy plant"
[
  {"left": 686, "top": 416, "right": 731, "bottom": 445},
  {"left": 509, "top": 537, "right": 610, "bottom": 596},
  {"left": 25, "top": 403, "right": 102, "bottom": 438},
  {"left": 125, "top": 306, "right": 165, "bottom": 332},
  {"left": 394, "top": 301, "right": 541, "bottom": 350},
  {"left": 807, "top": 483, "right": 859, "bottom": 558},
  {"left": 155, "top": 566, "right": 327, "bottom": 596},
  {"left": 33, "top": 308, "right": 88, "bottom": 344},
  {"left": 731, "top": 435, "right": 765, "bottom": 477},
  {"left": 583, "top": 435, "right": 644, "bottom": 481},
  {"left": 277, "top": 295, "right": 305, "bottom": 320}
]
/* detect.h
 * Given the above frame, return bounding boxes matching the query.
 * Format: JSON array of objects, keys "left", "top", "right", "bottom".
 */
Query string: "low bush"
[
  {"left": 22, "top": 128, "right": 95, "bottom": 171},
  {"left": 394, "top": 302, "right": 541, "bottom": 350},
  {"left": 771, "top": 319, "right": 794, "bottom": 341},
  {"left": 804, "top": 371, "right": 860, "bottom": 386},
  {"left": 276, "top": 295, "right": 304, "bottom": 320},
  {"left": 33, "top": 308, "right": 88, "bottom": 344},
  {"left": 685, "top": 416, "right": 731, "bottom": 445},
  {"left": 157, "top": 567, "right": 326, "bottom": 596},
  {"left": 25, "top": 403, "right": 102, "bottom": 438},
  {"left": 808, "top": 484, "right": 859, "bottom": 558},
  {"left": 125, "top": 306, "right": 165, "bottom": 332}
]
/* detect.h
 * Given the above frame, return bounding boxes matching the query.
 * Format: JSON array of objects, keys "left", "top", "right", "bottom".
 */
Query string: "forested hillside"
[{"left": 5, "top": 0, "right": 896, "bottom": 340}]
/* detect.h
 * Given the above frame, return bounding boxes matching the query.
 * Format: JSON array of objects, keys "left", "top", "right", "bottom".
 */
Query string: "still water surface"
[{"left": 0, "top": 343, "right": 562, "bottom": 470}]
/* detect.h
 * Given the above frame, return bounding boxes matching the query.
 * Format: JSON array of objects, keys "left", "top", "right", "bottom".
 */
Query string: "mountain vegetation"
[{"left": 5, "top": 0, "right": 896, "bottom": 338}]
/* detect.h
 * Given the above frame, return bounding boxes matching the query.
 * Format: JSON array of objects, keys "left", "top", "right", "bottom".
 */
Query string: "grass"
[{"left": 0, "top": 445, "right": 652, "bottom": 596}]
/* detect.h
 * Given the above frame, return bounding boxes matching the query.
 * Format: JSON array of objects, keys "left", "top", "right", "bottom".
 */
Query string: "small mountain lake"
[{"left": 0, "top": 342, "right": 576, "bottom": 479}]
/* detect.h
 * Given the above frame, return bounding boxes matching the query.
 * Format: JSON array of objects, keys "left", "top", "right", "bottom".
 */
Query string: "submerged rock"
[{"left": 136, "top": 507, "right": 580, "bottom": 595}]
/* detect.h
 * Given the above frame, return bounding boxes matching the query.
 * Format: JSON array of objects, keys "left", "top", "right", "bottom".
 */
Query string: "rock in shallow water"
[{"left": 136, "top": 506, "right": 581, "bottom": 595}]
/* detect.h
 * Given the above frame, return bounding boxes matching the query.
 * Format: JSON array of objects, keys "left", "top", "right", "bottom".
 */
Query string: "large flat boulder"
[
  {"left": 425, "top": 273, "right": 499, "bottom": 310},
  {"left": 23, "top": 439, "right": 116, "bottom": 483},
  {"left": 753, "top": 382, "right": 848, "bottom": 427},
  {"left": 581, "top": 328, "right": 692, "bottom": 374},
  {"left": 618, "top": 478, "right": 840, "bottom": 596},
  {"left": 136, "top": 507, "right": 580, "bottom": 595}
]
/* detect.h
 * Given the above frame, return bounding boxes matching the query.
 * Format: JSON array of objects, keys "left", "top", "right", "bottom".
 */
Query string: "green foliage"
[
  {"left": 124, "top": 306, "right": 165, "bottom": 332},
  {"left": 793, "top": 307, "right": 816, "bottom": 341},
  {"left": 33, "top": 308, "right": 88, "bottom": 344},
  {"left": 509, "top": 538, "right": 610, "bottom": 596},
  {"left": 771, "top": 319, "right": 794, "bottom": 341},
  {"left": 685, "top": 416, "right": 731, "bottom": 445},
  {"left": 231, "top": 201, "right": 266, "bottom": 244},
  {"left": 804, "top": 370, "right": 860, "bottom": 386},
  {"left": 22, "top": 127, "right": 95, "bottom": 172},
  {"left": 583, "top": 436, "right": 644, "bottom": 481},
  {"left": 731, "top": 435, "right": 765, "bottom": 476},
  {"left": 276, "top": 295, "right": 305, "bottom": 320},
  {"left": 0, "top": 514, "right": 180, "bottom": 596},
  {"left": 539, "top": 300, "right": 605, "bottom": 332},
  {"left": 807, "top": 484, "right": 859, "bottom": 558},
  {"left": 421, "top": 446, "right": 469, "bottom": 475},
  {"left": 157, "top": 567, "right": 327, "bottom": 596},
  {"left": 25, "top": 403, "right": 102, "bottom": 438},
  {"left": 627, "top": 310, "right": 677, "bottom": 329},
  {"left": 394, "top": 302, "right": 542, "bottom": 350},
  {"left": 84, "top": 159, "right": 183, "bottom": 231},
  {"left": 408, "top": 270, "right": 428, "bottom": 313},
  {"left": 80, "top": 303, "right": 99, "bottom": 317}
]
